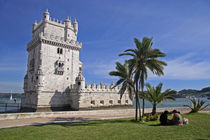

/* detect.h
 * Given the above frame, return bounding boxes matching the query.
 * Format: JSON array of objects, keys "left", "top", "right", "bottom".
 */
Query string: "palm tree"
[
  {"left": 119, "top": 37, "right": 167, "bottom": 119},
  {"left": 184, "top": 98, "right": 209, "bottom": 113},
  {"left": 142, "top": 83, "right": 177, "bottom": 115},
  {"left": 109, "top": 61, "right": 137, "bottom": 120}
]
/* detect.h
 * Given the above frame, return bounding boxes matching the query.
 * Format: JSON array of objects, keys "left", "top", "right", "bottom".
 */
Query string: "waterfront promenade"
[{"left": 1, "top": 107, "right": 209, "bottom": 129}]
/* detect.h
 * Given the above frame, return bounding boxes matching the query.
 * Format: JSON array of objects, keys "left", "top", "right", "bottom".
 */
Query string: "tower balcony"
[{"left": 55, "top": 67, "right": 64, "bottom": 75}]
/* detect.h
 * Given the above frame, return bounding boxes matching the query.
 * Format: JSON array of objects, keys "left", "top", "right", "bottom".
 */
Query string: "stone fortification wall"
[
  {"left": 21, "top": 10, "right": 132, "bottom": 112},
  {"left": 69, "top": 83, "right": 133, "bottom": 110}
]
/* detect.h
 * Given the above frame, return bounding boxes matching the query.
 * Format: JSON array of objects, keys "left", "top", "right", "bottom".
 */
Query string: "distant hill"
[
  {"left": 199, "top": 87, "right": 210, "bottom": 93},
  {"left": 0, "top": 93, "right": 22, "bottom": 98},
  {"left": 178, "top": 86, "right": 210, "bottom": 98}
]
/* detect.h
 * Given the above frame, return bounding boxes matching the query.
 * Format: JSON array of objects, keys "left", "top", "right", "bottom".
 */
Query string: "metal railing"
[{"left": 0, "top": 102, "right": 21, "bottom": 113}]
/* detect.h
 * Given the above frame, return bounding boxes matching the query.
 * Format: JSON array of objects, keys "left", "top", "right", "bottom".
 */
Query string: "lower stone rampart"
[
  {"left": 69, "top": 83, "right": 133, "bottom": 110},
  {"left": 0, "top": 107, "right": 196, "bottom": 121}
]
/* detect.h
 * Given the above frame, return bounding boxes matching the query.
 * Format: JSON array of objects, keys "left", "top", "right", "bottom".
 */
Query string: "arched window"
[
  {"left": 59, "top": 63, "right": 61, "bottom": 67},
  {"left": 60, "top": 49, "right": 63, "bottom": 54},
  {"left": 57, "top": 48, "right": 60, "bottom": 54}
]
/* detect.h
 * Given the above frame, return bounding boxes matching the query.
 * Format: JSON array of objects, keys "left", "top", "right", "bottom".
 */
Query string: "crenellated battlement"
[
  {"left": 84, "top": 83, "right": 121, "bottom": 91},
  {"left": 70, "top": 82, "right": 121, "bottom": 92},
  {"left": 32, "top": 9, "right": 78, "bottom": 43},
  {"left": 33, "top": 17, "right": 77, "bottom": 32}
]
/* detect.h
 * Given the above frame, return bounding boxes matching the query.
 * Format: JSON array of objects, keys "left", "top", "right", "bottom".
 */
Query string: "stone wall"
[{"left": 69, "top": 83, "right": 132, "bottom": 110}]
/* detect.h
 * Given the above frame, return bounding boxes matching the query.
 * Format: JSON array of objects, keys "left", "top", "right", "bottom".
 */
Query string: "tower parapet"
[{"left": 32, "top": 9, "right": 78, "bottom": 42}]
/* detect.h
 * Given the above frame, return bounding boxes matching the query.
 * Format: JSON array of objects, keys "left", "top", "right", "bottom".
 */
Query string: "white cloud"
[
  {"left": 85, "top": 54, "right": 210, "bottom": 80},
  {"left": 161, "top": 55, "right": 210, "bottom": 80}
]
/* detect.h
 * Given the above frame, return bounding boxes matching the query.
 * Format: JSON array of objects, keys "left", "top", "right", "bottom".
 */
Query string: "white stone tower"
[{"left": 21, "top": 10, "right": 83, "bottom": 111}]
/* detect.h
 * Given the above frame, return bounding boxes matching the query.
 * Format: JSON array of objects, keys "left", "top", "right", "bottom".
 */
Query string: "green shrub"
[
  {"left": 184, "top": 98, "right": 209, "bottom": 113},
  {"left": 145, "top": 113, "right": 159, "bottom": 121}
]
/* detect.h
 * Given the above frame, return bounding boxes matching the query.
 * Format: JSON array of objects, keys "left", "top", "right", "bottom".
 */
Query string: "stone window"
[
  {"left": 118, "top": 100, "right": 121, "bottom": 104},
  {"left": 67, "top": 68, "right": 69, "bottom": 70},
  {"left": 78, "top": 82, "right": 81, "bottom": 85},
  {"left": 125, "top": 100, "right": 128, "bottom": 104},
  {"left": 100, "top": 100, "right": 104, "bottom": 104},
  {"left": 109, "top": 100, "right": 113, "bottom": 104},
  {"left": 57, "top": 48, "right": 63, "bottom": 54},
  {"left": 91, "top": 100, "right": 95, "bottom": 105},
  {"left": 36, "top": 76, "right": 38, "bottom": 80},
  {"left": 67, "top": 77, "right": 69, "bottom": 80},
  {"left": 67, "top": 59, "right": 69, "bottom": 61}
]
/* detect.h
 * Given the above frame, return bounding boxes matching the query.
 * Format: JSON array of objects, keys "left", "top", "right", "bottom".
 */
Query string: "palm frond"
[{"left": 185, "top": 98, "right": 209, "bottom": 113}]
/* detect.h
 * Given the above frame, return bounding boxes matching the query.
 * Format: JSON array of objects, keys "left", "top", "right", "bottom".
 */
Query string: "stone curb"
[{"left": 0, "top": 107, "right": 191, "bottom": 121}]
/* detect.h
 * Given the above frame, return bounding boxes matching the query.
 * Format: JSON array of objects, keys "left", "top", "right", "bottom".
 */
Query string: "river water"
[
  {"left": 0, "top": 97, "right": 21, "bottom": 112},
  {"left": 135, "top": 97, "right": 210, "bottom": 108},
  {"left": 0, "top": 97, "right": 209, "bottom": 112}
]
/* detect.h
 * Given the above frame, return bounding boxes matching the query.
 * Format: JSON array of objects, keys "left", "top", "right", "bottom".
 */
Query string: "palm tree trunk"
[
  {"left": 136, "top": 82, "right": 141, "bottom": 121},
  {"left": 152, "top": 104, "right": 156, "bottom": 115},
  {"left": 140, "top": 73, "right": 145, "bottom": 119},
  {"left": 142, "top": 98, "right": 145, "bottom": 118},
  {"left": 135, "top": 94, "right": 138, "bottom": 121},
  {"left": 136, "top": 92, "right": 141, "bottom": 121},
  {"left": 138, "top": 95, "right": 141, "bottom": 121}
]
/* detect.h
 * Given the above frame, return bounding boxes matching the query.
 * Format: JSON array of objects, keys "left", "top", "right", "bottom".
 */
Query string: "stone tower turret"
[
  {"left": 75, "top": 67, "right": 85, "bottom": 91},
  {"left": 21, "top": 10, "right": 83, "bottom": 112},
  {"left": 73, "top": 19, "right": 78, "bottom": 35},
  {"left": 43, "top": 9, "right": 50, "bottom": 21},
  {"left": 64, "top": 16, "right": 72, "bottom": 41}
]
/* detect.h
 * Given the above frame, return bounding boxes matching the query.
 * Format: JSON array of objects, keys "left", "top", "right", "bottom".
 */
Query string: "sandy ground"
[{"left": 0, "top": 108, "right": 209, "bottom": 129}]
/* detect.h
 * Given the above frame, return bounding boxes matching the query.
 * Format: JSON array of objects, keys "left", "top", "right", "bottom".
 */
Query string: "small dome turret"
[
  {"left": 64, "top": 16, "right": 71, "bottom": 27},
  {"left": 75, "top": 71, "right": 85, "bottom": 90},
  {"left": 73, "top": 18, "right": 78, "bottom": 34},
  {"left": 33, "top": 20, "right": 37, "bottom": 30},
  {"left": 43, "top": 9, "right": 50, "bottom": 21}
]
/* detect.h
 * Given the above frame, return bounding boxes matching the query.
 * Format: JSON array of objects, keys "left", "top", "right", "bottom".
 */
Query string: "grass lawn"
[{"left": 0, "top": 113, "right": 209, "bottom": 140}]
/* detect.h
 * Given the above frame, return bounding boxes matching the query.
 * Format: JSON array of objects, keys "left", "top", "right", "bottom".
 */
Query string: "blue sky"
[{"left": 0, "top": 0, "right": 210, "bottom": 93}]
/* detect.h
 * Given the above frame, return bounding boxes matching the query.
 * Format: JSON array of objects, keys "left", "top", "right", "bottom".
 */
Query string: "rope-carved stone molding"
[{"left": 27, "top": 32, "right": 82, "bottom": 51}]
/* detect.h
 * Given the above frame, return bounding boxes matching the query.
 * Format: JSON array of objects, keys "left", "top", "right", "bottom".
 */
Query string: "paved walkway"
[{"left": 0, "top": 112, "right": 134, "bottom": 129}]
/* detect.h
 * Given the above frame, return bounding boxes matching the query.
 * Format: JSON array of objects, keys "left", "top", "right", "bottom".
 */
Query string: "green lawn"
[{"left": 0, "top": 113, "right": 210, "bottom": 140}]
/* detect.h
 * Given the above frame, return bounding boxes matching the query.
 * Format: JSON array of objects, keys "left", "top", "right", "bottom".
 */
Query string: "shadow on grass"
[
  {"left": 31, "top": 117, "right": 139, "bottom": 127},
  {"left": 148, "top": 124, "right": 161, "bottom": 126}
]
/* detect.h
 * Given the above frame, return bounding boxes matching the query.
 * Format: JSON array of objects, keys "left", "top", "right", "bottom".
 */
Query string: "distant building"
[{"left": 21, "top": 10, "right": 132, "bottom": 112}]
